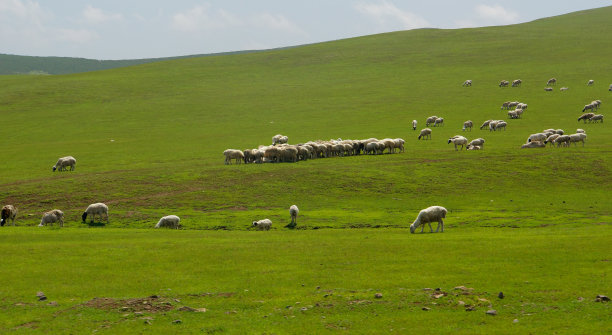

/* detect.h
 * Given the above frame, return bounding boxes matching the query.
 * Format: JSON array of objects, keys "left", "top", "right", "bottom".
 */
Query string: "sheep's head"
[
  {"left": 82, "top": 212, "right": 88, "bottom": 222},
  {"left": 410, "top": 223, "right": 417, "bottom": 234},
  {"left": 52, "top": 166, "right": 57, "bottom": 172},
  {"left": 252, "top": 221, "right": 258, "bottom": 227}
]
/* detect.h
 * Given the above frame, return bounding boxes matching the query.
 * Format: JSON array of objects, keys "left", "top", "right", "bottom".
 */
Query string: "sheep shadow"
[{"left": 83, "top": 221, "right": 107, "bottom": 227}]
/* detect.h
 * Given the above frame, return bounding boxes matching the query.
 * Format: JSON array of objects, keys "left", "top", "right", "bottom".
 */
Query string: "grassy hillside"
[{"left": 0, "top": 6, "right": 610, "bottom": 333}]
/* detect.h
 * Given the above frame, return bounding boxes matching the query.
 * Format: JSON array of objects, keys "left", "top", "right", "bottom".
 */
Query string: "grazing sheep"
[
  {"left": 521, "top": 141, "right": 545, "bottom": 149},
  {"left": 412, "top": 120, "right": 417, "bottom": 130},
  {"left": 272, "top": 134, "right": 289, "bottom": 145},
  {"left": 155, "top": 215, "right": 180, "bottom": 229},
  {"left": 501, "top": 101, "right": 510, "bottom": 110},
  {"left": 224, "top": 149, "right": 244, "bottom": 165},
  {"left": 569, "top": 133, "right": 587, "bottom": 146},
  {"left": 462, "top": 80, "right": 472, "bottom": 87},
  {"left": 462, "top": 120, "right": 473, "bottom": 132},
  {"left": 508, "top": 110, "right": 519, "bottom": 119},
  {"left": 527, "top": 133, "right": 547, "bottom": 143},
  {"left": 494, "top": 121, "right": 507, "bottom": 131},
  {"left": 418, "top": 128, "right": 432, "bottom": 140},
  {"left": 507, "top": 101, "right": 519, "bottom": 110},
  {"left": 555, "top": 129, "right": 564, "bottom": 135},
  {"left": 578, "top": 113, "right": 595, "bottom": 123},
  {"left": 554, "top": 135, "right": 571, "bottom": 147},
  {"left": 365, "top": 141, "right": 378, "bottom": 154},
  {"left": 544, "top": 134, "right": 560, "bottom": 146},
  {"left": 425, "top": 116, "right": 438, "bottom": 127},
  {"left": 448, "top": 135, "right": 468, "bottom": 150},
  {"left": 434, "top": 117, "right": 444, "bottom": 127},
  {"left": 587, "top": 80, "right": 594, "bottom": 86},
  {"left": 394, "top": 138, "right": 405, "bottom": 153},
  {"left": 287, "top": 205, "right": 299, "bottom": 228},
  {"left": 480, "top": 120, "right": 492, "bottom": 130},
  {"left": 410, "top": 206, "right": 447, "bottom": 234},
  {"left": 252, "top": 219, "right": 272, "bottom": 231},
  {"left": 468, "top": 138, "right": 485, "bottom": 149},
  {"left": 52, "top": 156, "right": 76, "bottom": 172},
  {"left": 499, "top": 80, "right": 509, "bottom": 87},
  {"left": 576, "top": 129, "right": 585, "bottom": 134},
  {"left": 39, "top": 209, "right": 64, "bottom": 227},
  {"left": 467, "top": 145, "right": 481, "bottom": 150},
  {"left": 547, "top": 78, "right": 557, "bottom": 86},
  {"left": 582, "top": 104, "right": 595, "bottom": 113},
  {"left": 560, "top": 87, "right": 569, "bottom": 91},
  {"left": 544, "top": 87, "right": 553, "bottom": 92},
  {"left": 609, "top": 84, "right": 612, "bottom": 91},
  {"left": 82, "top": 203, "right": 109, "bottom": 224},
  {"left": 280, "top": 146, "right": 298, "bottom": 162},
  {"left": 1, "top": 205, "right": 17, "bottom": 226},
  {"left": 589, "top": 114, "right": 604, "bottom": 123},
  {"left": 512, "top": 79, "right": 522, "bottom": 87}
]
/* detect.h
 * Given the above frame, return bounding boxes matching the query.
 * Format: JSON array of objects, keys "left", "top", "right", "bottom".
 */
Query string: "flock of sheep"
[{"left": 224, "top": 135, "right": 406, "bottom": 164}]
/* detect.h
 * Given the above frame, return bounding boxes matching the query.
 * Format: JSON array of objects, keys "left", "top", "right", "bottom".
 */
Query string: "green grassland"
[{"left": 0, "top": 6, "right": 610, "bottom": 334}]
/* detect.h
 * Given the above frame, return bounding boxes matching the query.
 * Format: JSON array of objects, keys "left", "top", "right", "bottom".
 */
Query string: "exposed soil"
[{"left": 81, "top": 296, "right": 174, "bottom": 313}]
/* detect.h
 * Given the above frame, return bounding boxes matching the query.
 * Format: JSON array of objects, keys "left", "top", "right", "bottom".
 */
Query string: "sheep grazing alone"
[
  {"left": 544, "top": 87, "right": 553, "bottom": 92},
  {"left": 547, "top": 78, "right": 557, "bottom": 86},
  {"left": 39, "top": 209, "right": 64, "bottom": 227},
  {"left": 155, "top": 215, "right": 180, "bottom": 229},
  {"left": 587, "top": 80, "right": 594, "bottom": 86},
  {"left": 412, "top": 120, "right": 417, "bottom": 131},
  {"left": 448, "top": 136, "right": 468, "bottom": 150},
  {"left": 286, "top": 205, "right": 299, "bottom": 228},
  {"left": 578, "top": 113, "right": 595, "bottom": 123},
  {"left": 224, "top": 149, "right": 244, "bottom": 165},
  {"left": 512, "top": 79, "right": 522, "bottom": 87},
  {"left": 589, "top": 114, "right": 604, "bottom": 123},
  {"left": 410, "top": 206, "right": 447, "bottom": 234},
  {"left": 462, "top": 120, "right": 473, "bottom": 132},
  {"left": 82, "top": 203, "right": 109, "bottom": 224},
  {"left": 418, "top": 128, "right": 432, "bottom": 140},
  {"left": 521, "top": 141, "right": 545, "bottom": 149},
  {"left": 560, "top": 87, "right": 569, "bottom": 91},
  {"left": 252, "top": 219, "right": 272, "bottom": 231},
  {"left": 1, "top": 205, "right": 17, "bottom": 226},
  {"left": 52, "top": 156, "right": 76, "bottom": 172},
  {"left": 499, "top": 80, "right": 509, "bottom": 87},
  {"left": 462, "top": 80, "right": 472, "bottom": 87}
]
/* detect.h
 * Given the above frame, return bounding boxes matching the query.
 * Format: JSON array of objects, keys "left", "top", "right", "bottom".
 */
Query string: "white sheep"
[
  {"left": 418, "top": 128, "right": 432, "bottom": 140},
  {"left": 560, "top": 87, "right": 569, "bottom": 91},
  {"left": 394, "top": 138, "right": 405, "bottom": 153},
  {"left": 521, "top": 141, "right": 545, "bottom": 149},
  {"left": 468, "top": 138, "right": 485, "bottom": 149},
  {"left": 412, "top": 120, "right": 417, "bottom": 130},
  {"left": 52, "top": 156, "right": 76, "bottom": 172},
  {"left": 155, "top": 215, "right": 181, "bottom": 229},
  {"left": 466, "top": 145, "right": 481, "bottom": 150},
  {"left": 488, "top": 121, "right": 498, "bottom": 131},
  {"left": 569, "top": 133, "right": 587, "bottom": 146},
  {"left": 82, "top": 203, "right": 109, "bottom": 224},
  {"left": 448, "top": 136, "right": 468, "bottom": 150},
  {"left": 1, "top": 205, "right": 17, "bottom": 226},
  {"left": 252, "top": 219, "right": 272, "bottom": 231},
  {"left": 462, "top": 80, "right": 472, "bottom": 87},
  {"left": 609, "top": 84, "right": 612, "bottom": 91},
  {"left": 39, "top": 209, "right": 64, "bottom": 227},
  {"left": 494, "top": 121, "right": 507, "bottom": 131},
  {"left": 589, "top": 114, "right": 604, "bottom": 123},
  {"left": 480, "top": 120, "right": 492, "bottom": 130},
  {"left": 434, "top": 117, "right": 444, "bottom": 127},
  {"left": 507, "top": 110, "right": 518, "bottom": 119},
  {"left": 512, "top": 79, "right": 522, "bottom": 87},
  {"left": 462, "top": 120, "right": 473, "bottom": 132},
  {"left": 547, "top": 78, "right": 557, "bottom": 86},
  {"left": 587, "top": 80, "right": 594, "bottom": 86},
  {"left": 425, "top": 116, "right": 438, "bottom": 127},
  {"left": 527, "top": 133, "right": 547, "bottom": 143},
  {"left": 272, "top": 134, "right": 289, "bottom": 145},
  {"left": 287, "top": 205, "right": 299, "bottom": 228},
  {"left": 544, "top": 134, "right": 560, "bottom": 146},
  {"left": 544, "top": 87, "right": 553, "bottom": 92},
  {"left": 410, "top": 206, "right": 447, "bottom": 234},
  {"left": 554, "top": 135, "right": 571, "bottom": 147},
  {"left": 555, "top": 129, "right": 564, "bottom": 135},
  {"left": 224, "top": 149, "right": 245, "bottom": 165},
  {"left": 578, "top": 112, "right": 595, "bottom": 123},
  {"left": 499, "top": 80, "right": 509, "bottom": 87},
  {"left": 576, "top": 129, "right": 585, "bottom": 134}
]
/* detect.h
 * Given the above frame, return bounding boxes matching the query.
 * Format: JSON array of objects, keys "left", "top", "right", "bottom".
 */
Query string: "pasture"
[{"left": 0, "top": 6, "right": 610, "bottom": 333}]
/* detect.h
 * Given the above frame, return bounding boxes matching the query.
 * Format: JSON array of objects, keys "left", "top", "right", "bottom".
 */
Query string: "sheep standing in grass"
[
  {"left": 554, "top": 135, "right": 571, "bottom": 147},
  {"left": 434, "top": 118, "right": 444, "bottom": 127},
  {"left": 468, "top": 138, "right": 485, "bottom": 149},
  {"left": 609, "top": 84, "right": 612, "bottom": 91},
  {"left": 463, "top": 80, "right": 472, "bottom": 87},
  {"left": 287, "top": 205, "right": 299, "bottom": 228},
  {"left": 224, "top": 149, "right": 244, "bottom": 165},
  {"left": 448, "top": 136, "right": 468, "bottom": 150},
  {"left": 82, "top": 203, "right": 109, "bottom": 224},
  {"left": 576, "top": 129, "right": 585, "bottom": 134},
  {"left": 578, "top": 113, "right": 595, "bottom": 123},
  {"left": 39, "top": 209, "right": 64, "bottom": 227},
  {"left": 527, "top": 133, "right": 547, "bottom": 143},
  {"left": 52, "top": 156, "right": 76, "bottom": 172},
  {"left": 547, "top": 78, "right": 557, "bottom": 86},
  {"left": 412, "top": 120, "right": 417, "bottom": 130},
  {"left": 560, "top": 87, "right": 569, "bottom": 91},
  {"left": 545, "top": 87, "right": 553, "bottom": 92},
  {"left": 425, "top": 116, "right": 438, "bottom": 127},
  {"left": 512, "top": 79, "right": 522, "bottom": 87},
  {"left": 418, "top": 128, "right": 432, "bottom": 140},
  {"left": 480, "top": 120, "right": 492, "bottom": 130},
  {"left": 252, "top": 219, "right": 272, "bottom": 231},
  {"left": 495, "top": 121, "right": 507, "bottom": 131},
  {"left": 544, "top": 134, "right": 560, "bottom": 146},
  {"left": 499, "top": 80, "right": 509, "bottom": 87},
  {"left": 569, "top": 133, "right": 587, "bottom": 146},
  {"left": 1, "top": 205, "right": 17, "bottom": 226},
  {"left": 589, "top": 114, "right": 604, "bottom": 123},
  {"left": 462, "top": 120, "right": 473, "bottom": 132},
  {"left": 587, "top": 80, "right": 594, "bottom": 86},
  {"left": 155, "top": 215, "right": 180, "bottom": 229},
  {"left": 410, "top": 206, "right": 447, "bottom": 234}
]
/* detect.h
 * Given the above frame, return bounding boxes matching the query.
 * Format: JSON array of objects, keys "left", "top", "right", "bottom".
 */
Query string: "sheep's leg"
[
  {"left": 437, "top": 219, "right": 444, "bottom": 232},
  {"left": 428, "top": 222, "right": 434, "bottom": 233},
  {"left": 420, "top": 224, "right": 425, "bottom": 233}
]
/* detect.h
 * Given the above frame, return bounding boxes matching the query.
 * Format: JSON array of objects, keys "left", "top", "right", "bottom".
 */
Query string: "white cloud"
[
  {"left": 55, "top": 28, "right": 97, "bottom": 43},
  {"left": 82, "top": 5, "right": 122, "bottom": 24},
  {"left": 354, "top": 0, "right": 429, "bottom": 30},
  {"left": 250, "top": 13, "right": 306, "bottom": 36},
  {"left": 475, "top": 4, "right": 519, "bottom": 24},
  {"left": 0, "top": 0, "right": 50, "bottom": 27}
]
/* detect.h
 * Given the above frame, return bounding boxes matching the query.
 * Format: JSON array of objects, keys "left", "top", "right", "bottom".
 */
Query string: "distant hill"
[{"left": 0, "top": 50, "right": 264, "bottom": 75}]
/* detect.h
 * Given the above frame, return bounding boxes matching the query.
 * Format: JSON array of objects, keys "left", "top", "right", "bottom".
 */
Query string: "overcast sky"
[{"left": 1, "top": 0, "right": 610, "bottom": 59}]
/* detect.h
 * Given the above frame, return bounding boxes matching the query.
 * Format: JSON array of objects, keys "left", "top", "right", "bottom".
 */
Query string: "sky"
[{"left": 1, "top": 0, "right": 610, "bottom": 60}]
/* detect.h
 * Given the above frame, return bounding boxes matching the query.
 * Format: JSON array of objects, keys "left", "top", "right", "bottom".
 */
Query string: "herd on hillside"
[{"left": 0, "top": 77, "right": 607, "bottom": 233}]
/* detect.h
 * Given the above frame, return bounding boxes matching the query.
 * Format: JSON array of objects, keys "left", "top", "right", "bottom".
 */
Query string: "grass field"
[{"left": 0, "top": 6, "right": 611, "bottom": 334}]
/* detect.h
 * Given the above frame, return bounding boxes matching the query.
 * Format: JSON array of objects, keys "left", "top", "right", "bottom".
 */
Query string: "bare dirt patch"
[{"left": 81, "top": 296, "right": 174, "bottom": 313}]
